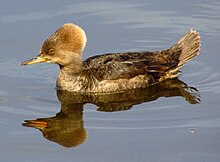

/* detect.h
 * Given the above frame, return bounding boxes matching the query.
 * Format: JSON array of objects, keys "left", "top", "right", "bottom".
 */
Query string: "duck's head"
[{"left": 21, "top": 23, "right": 87, "bottom": 67}]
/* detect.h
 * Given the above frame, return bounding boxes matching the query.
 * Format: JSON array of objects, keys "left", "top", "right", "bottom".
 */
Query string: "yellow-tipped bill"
[
  {"left": 22, "top": 120, "right": 48, "bottom": 129},
  {"left": 21, "top": 56, "right": 47, "bottom": 66}
]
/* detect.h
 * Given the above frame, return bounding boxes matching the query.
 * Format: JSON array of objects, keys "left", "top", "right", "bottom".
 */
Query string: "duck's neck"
[
  {"left": 59, "top": 52, "right": 83, "bottom": 75},
  {"left": 59, "top": 62, "right": 83, "bottom": 75},
  {"left": 56, "top": 55, "right": 85, "bottom": 90}
]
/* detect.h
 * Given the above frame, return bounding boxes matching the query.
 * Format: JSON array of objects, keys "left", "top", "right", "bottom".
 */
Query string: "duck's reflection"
[{"left": 22, "top": 78, "right": 200, "bottom": 147}]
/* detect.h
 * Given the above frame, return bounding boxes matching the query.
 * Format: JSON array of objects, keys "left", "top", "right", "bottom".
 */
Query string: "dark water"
[{"left": 1, "top": 0, "right": 220, "bottom": 161}]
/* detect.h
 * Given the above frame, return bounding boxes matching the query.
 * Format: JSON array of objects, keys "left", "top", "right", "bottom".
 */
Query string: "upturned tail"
[{"left": 160, "top": 29, "right": 201, "bottom": 80}]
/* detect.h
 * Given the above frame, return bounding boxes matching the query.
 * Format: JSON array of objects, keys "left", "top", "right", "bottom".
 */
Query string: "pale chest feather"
[
  {"left": 57, "top": 72, "right": 87, "bottom": 92},
  {"left": 57, "top": 71, "right": 152, "bottom": 93}
]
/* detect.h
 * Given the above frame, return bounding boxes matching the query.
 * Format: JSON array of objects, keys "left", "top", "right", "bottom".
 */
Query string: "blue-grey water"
[{"left": 1, "top": 0, "right": 220, "bottom": 162}]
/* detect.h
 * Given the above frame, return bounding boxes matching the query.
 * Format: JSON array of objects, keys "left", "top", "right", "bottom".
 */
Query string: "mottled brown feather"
[
  {"left": 83, "top": 29, "right": 200, "bottom": 84},
  {"left": 83, "top": 50, "right": 177, "bottom": 82}
]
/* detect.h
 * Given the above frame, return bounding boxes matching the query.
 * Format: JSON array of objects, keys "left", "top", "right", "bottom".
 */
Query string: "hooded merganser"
[{"left": 21, "top": 23, "right": 201, "bottom": 93}]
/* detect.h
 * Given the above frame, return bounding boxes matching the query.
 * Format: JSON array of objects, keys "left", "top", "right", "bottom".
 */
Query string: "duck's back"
[
  {"left": 83, "top": 29, "right": 199, "bottom": 83},
  {"left": 83, "top": 51, "right": 173, "bottom": 82}
]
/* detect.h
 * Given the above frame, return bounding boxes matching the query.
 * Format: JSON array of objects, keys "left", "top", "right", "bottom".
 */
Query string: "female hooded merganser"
[{"left": 21, "top": 23, "right": 201, "bottom": 93}]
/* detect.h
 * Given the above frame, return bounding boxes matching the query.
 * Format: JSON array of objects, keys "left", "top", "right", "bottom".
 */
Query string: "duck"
[{"left": 21, "top": 23, "right": 201, "bottom": 93}]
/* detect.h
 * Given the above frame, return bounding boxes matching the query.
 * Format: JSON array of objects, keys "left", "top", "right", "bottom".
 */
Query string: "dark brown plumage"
[{"left": 21, "top": 23, "right": 201, "bottom": 93}]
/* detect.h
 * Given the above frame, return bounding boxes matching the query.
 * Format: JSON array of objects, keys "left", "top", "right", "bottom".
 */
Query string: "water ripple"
[
  {"left": 1, "top": 1, "right": 220, "bottom": 36},
  {"left": 183, "top": 61, "right": 220, "bottom": 94}
]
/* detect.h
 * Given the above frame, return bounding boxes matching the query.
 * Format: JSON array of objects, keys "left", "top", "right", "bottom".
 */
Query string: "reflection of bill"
[{"left": 23, "top": 78, "right": 200, "bottom": 148}]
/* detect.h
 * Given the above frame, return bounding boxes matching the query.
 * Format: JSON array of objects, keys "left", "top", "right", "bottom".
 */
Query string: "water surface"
[{"left": 0, "top": 0, "right": 220, "bottom": 162}]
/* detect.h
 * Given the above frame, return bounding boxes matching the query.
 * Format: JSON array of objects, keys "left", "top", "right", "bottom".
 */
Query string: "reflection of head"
[
  {"left": 42, "top": 127, "right": 87, "bottom": 147},
  {"left": 23, "top": 104, "right": 87, "bottom": 148},
  {"left": 41, "top": 102, "right": 88, "bottom": 147}
]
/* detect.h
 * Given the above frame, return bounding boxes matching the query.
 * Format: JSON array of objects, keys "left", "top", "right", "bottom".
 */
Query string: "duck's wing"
[
  {"left": 83, "top": 51, "right": 177, "bottom": 82},
  {"left": 83, "top": 29, "right": 200, "bottom": 82}
]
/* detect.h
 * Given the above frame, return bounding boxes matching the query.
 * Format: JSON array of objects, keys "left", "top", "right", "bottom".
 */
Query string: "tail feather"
[
  {"left": 160, "top": 29, "right": 201, "bottom": 80},
  {"left": 177, "top": 28, "right": 201, "bottom": 66}
]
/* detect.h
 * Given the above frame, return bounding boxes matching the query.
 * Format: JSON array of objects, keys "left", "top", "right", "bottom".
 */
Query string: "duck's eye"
[{"left": 48, "top": 49, "right": 55, "bottom": 55}]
